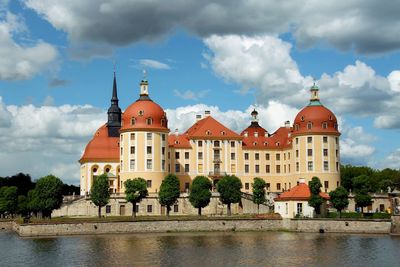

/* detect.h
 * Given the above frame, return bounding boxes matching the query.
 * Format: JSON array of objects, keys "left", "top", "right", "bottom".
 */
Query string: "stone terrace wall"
[{"left": 15, "top": 218, "right": 392, "bottom": 237}]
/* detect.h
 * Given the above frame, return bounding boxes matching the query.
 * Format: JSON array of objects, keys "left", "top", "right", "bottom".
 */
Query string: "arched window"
[
  {"left": 131, "top": 118, "right": 136, "bottom": 125},
  {"left": 206, "top": 130, "right": 211, "bottom": 136},
  {"left": 276, "top": 142, "right": 280, "bottom": 147},
  {"left": 295, "top": 124, "right": 299, "bottom": 131},
  {"left": 307, "top": 122, "right": 313, "bottom": 129},
  {"left": 253, "top": 142, "right": 258, "bottom": 146},
  {"left": 138, "top": 110, "right": 144, "bottom": 116},
  {"left": 322, "top": 122, "right": 328, "bottom": 129},
  {"left": 146, "top": 118, "right": 153, "bottom": 125}
]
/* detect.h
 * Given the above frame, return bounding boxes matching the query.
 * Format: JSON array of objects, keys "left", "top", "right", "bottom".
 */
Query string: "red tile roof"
[
  {"left": 79, "top": 124, "right": 119, "bottom": 163},
  {"left": 241, "top": 124, "right": 292, "bottom": 150},
  {"left": 184, "top": 116, "right": 242, "bottom": 140},
  {"left": 168, "top": 134, "right": 192, "bottom": 148},
  {"left": 275, "top": 183, "right": 330, "bottom": 201}
]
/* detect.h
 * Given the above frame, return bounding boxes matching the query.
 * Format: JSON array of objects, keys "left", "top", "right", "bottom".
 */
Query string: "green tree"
[
  {"left": 0, "top": 187, "right": 8, "bottom": 217},
  {"left": 352, "top": 175, "right": 372, "bottom": 214},
  {"left": 27, "top": 189, "right": 39, "bottom": 217},
  {"left": 308, "top": 177, "right": 323, "bottom": 216},
  {"left": 90, "top": 174, "right": 110, "bottom": 218},
  {"left": 17, "top": 195, "right": 29, "bottom": 216},
  {"left": 159, "top": 174, "right": 180, "bottom": 217},
  {"left": 124, "top": 178, "right": 148, "bottom": 218},
  {"left": 252, "top": 177, "right": 266, "bottom": 214},
  {"left": 329, "top": 186, "right": 349, "bottom": 217},
  {"left": 30, "top": 175, "right": 64, "bottom": 218},
  {"left": 4, "top": 186, "right": 18, "bottom": 217},
  {"left": 189, "top": 176, "right": 212, "bottom": 216},
  {"left": 217, "top": 175, "right": 242, "bottom": 216}
]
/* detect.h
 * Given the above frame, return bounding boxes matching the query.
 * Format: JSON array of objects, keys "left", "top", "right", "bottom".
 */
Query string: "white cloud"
[
  {"left": 0, "top": 11, "right": 58, "bottom": 80},
  {"left": 24, "top": 1, "right": 400, "bottom": 54},
  {"left": 139, "top": 59, "right": 171, "bottom": 70},
  {"left": 173, "top": 89, "right": 209, "bottom": 100},
  {"left": 385, "top": 149, "right": 400, "bottom": 169},
  {"left": 388, "top": 70, "right": 400, "bottom": 92}
]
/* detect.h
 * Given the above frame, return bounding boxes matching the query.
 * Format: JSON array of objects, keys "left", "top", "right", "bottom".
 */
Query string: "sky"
[{"left": 0, "top": 0, "right": 400, "bottom": 184}]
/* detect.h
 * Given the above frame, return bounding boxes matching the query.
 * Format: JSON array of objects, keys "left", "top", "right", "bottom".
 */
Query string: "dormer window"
[
  {"left": 131, "top": 118, "right": 136, "bottom": 125},
  {"left": 264, "top": 142, "right": 268, "bottom": 146},
  {"left": 175, "top": 141, "right": 179, "bottom": 144},
  {"left": 322, "top": 122, "right": 328, "bottom": 129},
  {"left": 329, "top": 115, "right": 333, "bottom": 121},
  {"left": 161, "top": 119, "right": 165, "bottom": 127},
  {"left": 253, "top": 142, "right": 258, "bottom": 146},
  {"left": 276, "top": 142, "right": 280, "bottom": 147},
  {"left": 146, "top": 118, "right": 153, "bottom": 125},
  {"left": 221, "top": 131, "right": 226, "bottom": 135},
  {"left": 307, "top": 122, "right": 313, "bottom": 129},
  {"left": 206, "top": 130, "right": 211, "bottom": 136},
  {"left": 295, "top": 124, "right": 299, "bottom": 131}
]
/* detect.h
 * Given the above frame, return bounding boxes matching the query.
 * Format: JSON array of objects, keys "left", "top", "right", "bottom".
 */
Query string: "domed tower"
[
  {"left": 119, "top": 76, "right": 169, "bottom": 193},
  {"left": 292, "top": 83, "right": 340, "bottom": 192}
]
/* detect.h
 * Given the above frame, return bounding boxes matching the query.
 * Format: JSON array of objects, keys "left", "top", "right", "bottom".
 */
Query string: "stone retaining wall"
[
  {"left": 14, "top": 218, "right": 392, "bottom": 237},
  {"left": 0, "top": 221, "right": 12, "bottom": 230}
]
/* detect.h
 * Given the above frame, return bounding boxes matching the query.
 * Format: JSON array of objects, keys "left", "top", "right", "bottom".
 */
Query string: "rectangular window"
[
  {"left": 147, "top": 159, "right": 152, "bottom": 170},
  {"left": 198, "top": 152, "right": 203, "bottom": 160},
  {"left": 296, "top": 162, "right": 299, "bottom": 172},
  {"left": 175, "top": 152, "right": 180, "bottom": 159},
  {"left": 146, "top": 180, "right": 152, "bottom": 188},
  {"left": 185, "top": 164, "right": 189, "bottom": 172},
  {"left": 175, "top": 164, "right": 180, "bottom": 173},
  {"left": 231, "top": 164, "right": 236, "bottom": 173},
  {"left": 266, "top": 183, "right": 270, "bottom": 190},
  {"left": 168, "top": 152, "right": 170, "bottom": 159},
  {"left": 198, "top": 164, "right": 203, "bottom": 173},
  {"left": 244, "top": 153, "right": 249, "bottom": 160},
  {"left": 130, "top": 146, "right": 135, "bottom": 154},
  {"left": 288, "top": 153, "right": 290, "bottom": 160},
  {"left": 106, "top": 205, "right": 111, "bottom": 214},
  {"left": 277, "top": 183, "right": 281, "bottom": 191},
  {"left": 255, "top": 153, "right": 259, "bottom": 160},
  {"left": 265, "top": 153, "right": 270, "bottom": 160},
  {"left": 276, "top": 165, "right": 281, "bottom": 173},
  {"left": 284, "top": 165, "right": 286, "bottom": 173},
  {"left": 324, "top": 181, "right": 329, "bottom": 189},
  {"left": 296, "top": 150, "right": 299, "bottom": 158},
  {"left": 296, "top": 138, "right": 299, "bottom": 144},
  {"left": 198, "top": 140, "right": 203, "bottom": 147},
  {"left": 120, "top": 147, "right": 123, "bottom": 155},
  {"left": 147, "top": 133, "right": 152, "bottom": 140},
  {"left": 185, "top": 182, "right": 190, "bottom": 191},
  {"left": 174, "top": 204, "right": 179, "bottom": 213},
  {"left": 323, "top": 149, "right": 328, "bottom": 157},
  {"left": 162, "top": 134, "right": 166, "bottom": 141},
  {"left": 147, "top": 146, "right": 152, "bottom": 155},
  {"left": 307, "top": 136, "right": 312, "bottom": 143},
  {"left": 335, "top": 137, "right": 338, "bottom": 144},
  {"left": 307, "top": 149, "right": 312, "bottom": 156},
  {"left": 185, "top": 152, "right": 190, "bottom": 159},
  {"left": 147, "top": 205, "right": 153, "bottom": 213},
  {"left": 130, "top": 159, "right": 135, "bottom": 170},
  {"left": 245, "top": 164, "right": 249, "bottom": 173},
  {"left": 308, "top": 161, "right": 313, "bottom": 171},
  {"left": 323, "top": 136, "right": 328, "bottom": 143},
  {"left": 130, "top": 133, "right": 135, "bottom": 140},
  {"left": 245, "top": 183, "right": 250, "bottom": 190},
  {"left": 162, "top": 147, "right": 165, "bottom": 155},
  {"left": 284, "top": 153, "right": 286, "bottom": 161},
  {"left": 162, "top": 160, "right": 165, "bottom": 171},
  {"left": 324, "top": 161, "right": 329, "bottom": 171},
  {"left": 214, "top": 141, "right": 220, "bottom": 147},
  {"left": 288, "top": 164, "right": 291, "bottom": 172},
  {"left": 336, "top": 150, "right": 338, "bottom": 157},
  {"left": 297, "top": 203, "right": 303, "bottom": 214},
  {"left": 266, "top": 165, "right": 270, "bottom": 173},
  {"left": 276, "top": 153, "right": 280, "bottom": 161},
  {"left": 336, "top": 162, "right": 339, "bottom": 171},
  {"left": 231, "top": 153, "right": 235, "bottom": 160},
  {"left": 231, "top": 141, "right": 235, "bottom": 147},
  {"left": 255, "top": 164, "right": 260, "bottom": 173}
]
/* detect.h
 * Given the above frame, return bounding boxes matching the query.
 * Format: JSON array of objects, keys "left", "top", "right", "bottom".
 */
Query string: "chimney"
[
  {"left": 299, "top": 178, "right": 305, "bottom": 184},
  {"left": 285, "top": 120, "right": 290, "bottom": 129},
  {"left": 196, "top": 114, "right": 202, "bottom": 121},
  {"left": 175, "top": 128, "right": 179, "bottom": 136},
  {"left": 254, "top": 131, "right": 258, "bottom": 137},
  {"left": 205, "top": 110, "right": 211, "bottom": 117}
]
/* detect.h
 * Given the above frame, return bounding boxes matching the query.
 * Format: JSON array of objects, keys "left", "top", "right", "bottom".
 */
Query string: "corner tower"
[{"left": 107, "top": 72, "right": 122, "bottom": 137}]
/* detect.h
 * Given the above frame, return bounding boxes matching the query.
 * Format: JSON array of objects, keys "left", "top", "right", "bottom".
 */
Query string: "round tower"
[
  {"left": 119, "top": 76, "right": 169, "bottom": 193},
  {"left": 292, "top": 83, "right": 340, "bottom": 192}
]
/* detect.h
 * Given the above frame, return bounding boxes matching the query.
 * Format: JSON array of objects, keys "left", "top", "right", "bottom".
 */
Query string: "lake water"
[{"left": 0, "top": 231, "right": 399, "bottom": 266}]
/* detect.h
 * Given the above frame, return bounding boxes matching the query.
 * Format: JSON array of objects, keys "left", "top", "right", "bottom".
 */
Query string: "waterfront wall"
[
  {"left": 15, "top": 218, "right": 391, "bottom": 237},
  {"left": 0, "top": 221, "right": 12, "bottom": 230}
]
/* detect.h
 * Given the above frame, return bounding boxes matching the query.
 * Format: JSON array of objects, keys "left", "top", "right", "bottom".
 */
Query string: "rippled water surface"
[{"left": 0, "top": 231, "right": 399, "bottom": 266}]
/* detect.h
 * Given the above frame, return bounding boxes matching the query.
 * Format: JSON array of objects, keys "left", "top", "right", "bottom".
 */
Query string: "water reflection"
[{"left": 0, "top": 231, "right": 399, "bottom": 267}]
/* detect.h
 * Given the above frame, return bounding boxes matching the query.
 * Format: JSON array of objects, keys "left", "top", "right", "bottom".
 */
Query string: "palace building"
[{"left": 79, "top": 73, "right": 341, "bottom": 197}]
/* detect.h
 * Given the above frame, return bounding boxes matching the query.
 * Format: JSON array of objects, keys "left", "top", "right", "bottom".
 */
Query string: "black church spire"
[{"left": 107, "top": 72, "right": 122, "bottom": 137}]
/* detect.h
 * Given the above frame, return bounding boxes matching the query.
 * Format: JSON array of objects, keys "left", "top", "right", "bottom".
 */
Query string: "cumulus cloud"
[
  {"left": 385, "top": 149, "right": 400, "bottom": 169},
  {"left": 0, "top": 96, "right": 105, "bottom": 184},
  {"left": 203, "top": 34, "right": 400, "bottom": 129},
  {"left": 0, "top": 11, "right": 58, "bottom": 80},
  {"left": 24, "top": 0, "right": 400, "bottom": 55}
]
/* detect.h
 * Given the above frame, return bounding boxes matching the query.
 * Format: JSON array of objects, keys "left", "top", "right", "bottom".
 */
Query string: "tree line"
[
  {"left": 0, "top": 173, "right": 79, "bottom": 219},
  {"left": 91, "top": 174, "right": 269, "bottom": 218}
]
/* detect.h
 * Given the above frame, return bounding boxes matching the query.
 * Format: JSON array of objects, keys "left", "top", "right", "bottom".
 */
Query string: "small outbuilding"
[{"left": 274, "top": 179, "right": 330, "bottom": 218}]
